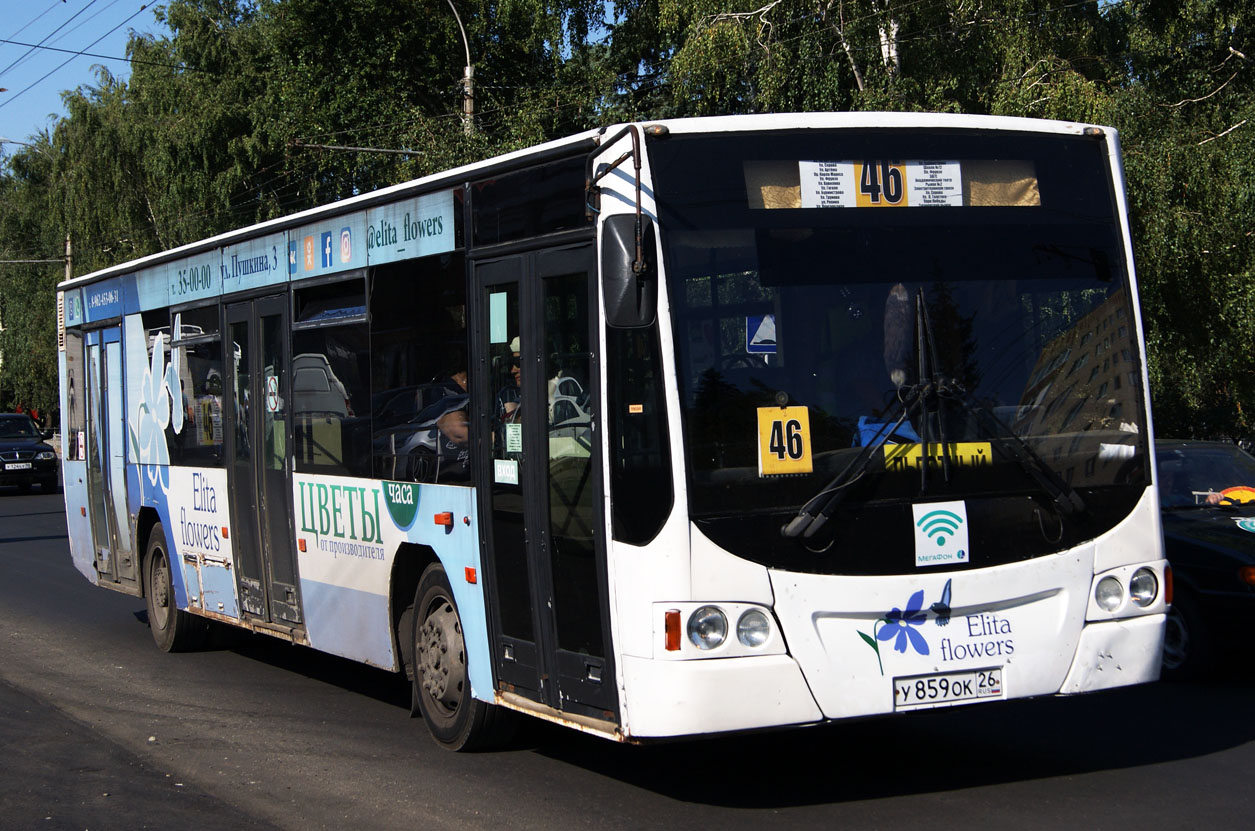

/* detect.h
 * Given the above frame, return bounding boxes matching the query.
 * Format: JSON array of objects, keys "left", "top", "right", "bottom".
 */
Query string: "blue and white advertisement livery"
[
  {"left": 291, "top": 213, "right": 367, "bottom": 279},
  {"left": 366, "top": 189, "right": 455, "bottom": 265},
  {"left": 220, "top": 231, "right": 286, "bottom": 294}
]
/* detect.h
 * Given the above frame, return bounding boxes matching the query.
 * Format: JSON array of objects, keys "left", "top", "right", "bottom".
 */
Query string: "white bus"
[{"left": 57, "top": 113, "right": 1168, "bottom": 749}]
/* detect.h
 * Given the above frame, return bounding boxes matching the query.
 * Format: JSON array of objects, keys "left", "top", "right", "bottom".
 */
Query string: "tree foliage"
[{"left": 1, "top": 0, "right": 1251, "bottom": 436}]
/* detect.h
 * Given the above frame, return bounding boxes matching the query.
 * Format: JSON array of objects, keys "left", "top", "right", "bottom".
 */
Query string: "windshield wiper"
[
  {"left": 940, "top": 385, "right": 1087, "bottom": 516},
  {"left": 780, "top": 386, "right": 921, "bottom": 540},
  {"left": 782, "top": 285, "right": 1084, "bottom": 543},
  {"left": 783, "top": 287, "right": 945, "bottom": 541}
]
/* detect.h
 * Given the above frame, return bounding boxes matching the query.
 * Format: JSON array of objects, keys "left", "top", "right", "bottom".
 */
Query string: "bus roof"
[{"left": 59, "top": 112, "right": 1110, "bottom": 291}]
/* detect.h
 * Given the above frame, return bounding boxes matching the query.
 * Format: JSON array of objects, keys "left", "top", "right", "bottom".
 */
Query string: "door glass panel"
[
  {"left": 260, "top": 307, "right": 300, "bottom": 622},
  {"left": 105, "top": 340, "right": 130, "bottom": 564},
  {"left": 229, "top": 315, "right": 265, "bottom": 617},
  {"left": 86, "top": 343, "right": 110, "bottom": 562},
  {"left": 262, "top": 314, "right": 286, "bottom": 472},
  {"left": 232, "top": 321, "right": 251, "bottom": 463},
  {"left": 487, "top": 283, "right": 532, "bottom": 641},
  {"left": 543, "top": 274, "right": 602, "bottom": 657}
]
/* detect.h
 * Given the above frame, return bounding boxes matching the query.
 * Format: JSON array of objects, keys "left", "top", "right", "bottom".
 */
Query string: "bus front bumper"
[{"left": 619, "top": 653, "right": 823, "bottom": 739}]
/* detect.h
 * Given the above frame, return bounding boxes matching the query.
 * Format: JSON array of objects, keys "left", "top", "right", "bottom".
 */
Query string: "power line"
[
  {"left": 0, "top": 37, "right": 191, "bottom": 72},
  {"left": 0, "top": 0, "right": 102, "bottom": 80},
  {"left": 0, "top": 3, "right": 154, "bottom": 111},
  {"left": 2, "top": 0, "right": 65, "bottom": 45}
]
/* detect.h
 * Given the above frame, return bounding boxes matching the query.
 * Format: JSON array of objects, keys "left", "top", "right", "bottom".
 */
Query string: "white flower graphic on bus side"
[{"left": 129, "top": 315, "right": 184, "bottom": 472}]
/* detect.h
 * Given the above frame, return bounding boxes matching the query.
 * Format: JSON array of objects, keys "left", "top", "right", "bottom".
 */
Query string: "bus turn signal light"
[
  {"left": 1240, "top": 566, "right": 1255, "bottom": 587},
  {"left": 297, "top": 538, "right": 306, "bottom": 552},
  {"left": 664, "top": 609, "right": 681, "bottom": 651},
  {"left": 1165, "top": 565, "right": 1174, "bottom": 605},
  {"left": 465, "top": 566, "right": 477, "bottom": 584},
  {"left": 434, "top": 512, "right": 454, "bottom": 527}
]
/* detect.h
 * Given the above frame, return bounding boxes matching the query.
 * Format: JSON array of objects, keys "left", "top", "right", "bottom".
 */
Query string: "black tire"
[
  {"left": 145, "top": 522, "right": 206, "bottom": 653},
  {"left": 1162, "top": 588, "right": 1212, "bottom": 680},
  {"left": 412, "top": 563, "right": 514, "bottom": 751}
]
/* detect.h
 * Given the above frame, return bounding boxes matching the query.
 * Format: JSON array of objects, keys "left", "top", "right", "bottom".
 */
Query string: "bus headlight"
[
  {"left": 1095, "top": 576, "right": 1124, "bottom": 612},
  {"left": 1129, "top": 568, "right": 1158, "bottom": 607},
  {"left": 687, "top": 606, "right": 728, "bottom": 650},
  {"left": 737, "top": 609, "right": 771, "bottom": 647}
]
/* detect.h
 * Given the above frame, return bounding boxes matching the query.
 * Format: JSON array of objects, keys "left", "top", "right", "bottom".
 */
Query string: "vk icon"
[
  {"left": 321, "top": 232, "right": 334, "bottom": 268},
  {"left": 288, "top": 241, "right": 298, "bottom": 274}
]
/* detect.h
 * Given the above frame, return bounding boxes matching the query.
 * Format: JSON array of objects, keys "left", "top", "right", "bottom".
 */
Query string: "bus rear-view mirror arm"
[{"left": 587, "top": 124, "right": 658, "bottom": 328}]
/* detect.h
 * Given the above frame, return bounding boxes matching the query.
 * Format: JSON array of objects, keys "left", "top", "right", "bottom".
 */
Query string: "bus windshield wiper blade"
[
  {"left": 944, "top": 389, "right": 1086, "bottom": 516},
  {"left": 781, "top": 386, "right": 920, "bottom": 540}
]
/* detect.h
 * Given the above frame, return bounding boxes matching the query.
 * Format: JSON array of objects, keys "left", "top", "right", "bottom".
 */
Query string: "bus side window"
[
  {"left": 608, "top": 323, "right": 674, "bottom": 544},
  {"left": 368, "top": 253, "right": 470, "bottom": 484},
  {"left": 292, "top": 277, "right": 371, "bottom": 478},
  {"left": 168, "top": 304, "right": 225, "bottom": 467}
]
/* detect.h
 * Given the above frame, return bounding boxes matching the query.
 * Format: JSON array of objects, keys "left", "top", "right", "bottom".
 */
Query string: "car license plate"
[
  {"left": 894, "top": 667, "right": 1003, "bottom": 710},
  {"left": 5, "top": 462, "right": 32, "bottom": 471}
]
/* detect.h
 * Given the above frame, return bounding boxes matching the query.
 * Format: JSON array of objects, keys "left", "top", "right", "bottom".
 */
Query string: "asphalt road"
[{"left": 2, "top": 487, "right": 1254, "bottom": 830}]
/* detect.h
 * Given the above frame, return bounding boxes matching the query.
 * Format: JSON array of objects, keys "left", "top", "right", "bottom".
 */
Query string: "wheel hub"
[
  {"left": 151, "top": 554, "right": 171, "bottom": 626},
  {"left": 419, "top": 600, "right": 465, "bottom": 712}
]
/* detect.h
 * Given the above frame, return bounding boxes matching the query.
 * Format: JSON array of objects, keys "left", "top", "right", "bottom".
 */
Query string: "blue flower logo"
[{"left": 877, "top": 589, "right": 931, "bottom": 655}]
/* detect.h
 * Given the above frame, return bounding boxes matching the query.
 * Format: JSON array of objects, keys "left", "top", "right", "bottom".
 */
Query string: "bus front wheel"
[
  {"left": 412, "top": 563, "right": 513, "bottom": 751},
  {"left": 145, "top": 522, "right": 205, "bottom": 652}
]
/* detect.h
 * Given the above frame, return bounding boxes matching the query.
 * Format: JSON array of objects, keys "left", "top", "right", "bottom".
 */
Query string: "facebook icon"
[{"left": 321, "top": 232, "right": 334, "bottom": 268}]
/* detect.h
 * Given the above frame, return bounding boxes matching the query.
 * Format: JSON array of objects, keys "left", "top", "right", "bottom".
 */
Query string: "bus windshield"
[{"left": 649, "top": 128, "right": 1149, "bottom": 574}]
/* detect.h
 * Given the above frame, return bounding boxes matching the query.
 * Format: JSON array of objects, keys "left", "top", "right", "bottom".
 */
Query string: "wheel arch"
[
  {"left": 135, "top": 506, "right": 163, "bottom": 597},
  {"left": 391, "top": 542, "right": 440, "bottom": 677}
]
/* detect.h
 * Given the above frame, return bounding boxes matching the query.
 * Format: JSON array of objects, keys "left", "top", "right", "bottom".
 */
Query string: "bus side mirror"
[{"left": 602, "top": 213, "right": 657, "bottom": 328}]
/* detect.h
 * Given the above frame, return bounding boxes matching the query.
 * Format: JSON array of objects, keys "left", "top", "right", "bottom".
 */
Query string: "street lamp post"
[{"left": 445, "top": 1, "right": 475, "bottom": 136}]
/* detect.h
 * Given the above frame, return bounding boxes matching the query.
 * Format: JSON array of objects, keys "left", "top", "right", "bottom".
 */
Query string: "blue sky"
[{"left": 0, "top": 0, "right": 169, "bottom": 146}]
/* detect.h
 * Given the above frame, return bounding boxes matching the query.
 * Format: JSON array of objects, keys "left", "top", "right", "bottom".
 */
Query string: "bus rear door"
[{"left": 85, "top": 326, "right": 136, "bottom": 586}]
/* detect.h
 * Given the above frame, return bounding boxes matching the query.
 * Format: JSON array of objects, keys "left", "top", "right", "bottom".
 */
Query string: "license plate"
[
  {"left": 894, "top": 667, "right": 1003, "bottom": 710},
  {"left": 4, "top": 462, "right": 32, "bottom": 471}
]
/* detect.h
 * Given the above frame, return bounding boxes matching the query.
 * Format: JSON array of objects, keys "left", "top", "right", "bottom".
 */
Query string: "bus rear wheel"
[
  {"left": 145, "top": 522, "right": 205, "bottom": 652},
  {"left": 412, "top": 563, "right": 513, "bottom": 751}
]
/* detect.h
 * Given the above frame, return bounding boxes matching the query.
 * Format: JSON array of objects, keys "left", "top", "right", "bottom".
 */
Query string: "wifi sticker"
[{"left": 912, "top": 501, "right": 970, "bottom": 568}]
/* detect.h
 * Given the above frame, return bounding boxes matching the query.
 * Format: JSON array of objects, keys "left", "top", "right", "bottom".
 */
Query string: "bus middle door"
[
  {"left": 225, "top": 296, "right": 302, "bottom": 628},
  {"left": 475, "top": 244, "right": 618, "bottom": 722}
]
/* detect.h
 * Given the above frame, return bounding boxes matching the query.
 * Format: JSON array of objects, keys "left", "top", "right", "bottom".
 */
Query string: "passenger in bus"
[
  {"left": 392, "top": 359, "right": 469, "bottom": 483},
  {"left": 496, "top": 336, "right": 522, "bottom": 422},
  {"left": 405, "top": 391, "right": 471, "bottom": 483},
  {"left": 493, "top": 337, "right": 523, "bottom": 459}
]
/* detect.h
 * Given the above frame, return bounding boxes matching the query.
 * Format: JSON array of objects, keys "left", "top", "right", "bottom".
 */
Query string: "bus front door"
[
  {"left": 476, "top": 244, "right": 618, "bottom": 721},
  {"left": 225, "top": 297, "right": 302, "bottom": 628},
  {"left": 85, "top": 326, "right": 136, "bottom": 587}
]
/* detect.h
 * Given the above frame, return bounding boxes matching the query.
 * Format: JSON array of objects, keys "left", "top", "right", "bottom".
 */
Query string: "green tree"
[
  {"left": 1110, "top": 0, "right": 1254, "bottom": 436},
  {"left": 0, "top": 140, "right": 62, "bottom": 416}
]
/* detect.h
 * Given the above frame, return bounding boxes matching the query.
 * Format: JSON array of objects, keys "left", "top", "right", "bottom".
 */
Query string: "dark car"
[
  {"left": 1156, "top": 439, "right": 1255, "bottom": 677},
  {"left": 0, "top": 413, "right": 58, "bottom": 493}
]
